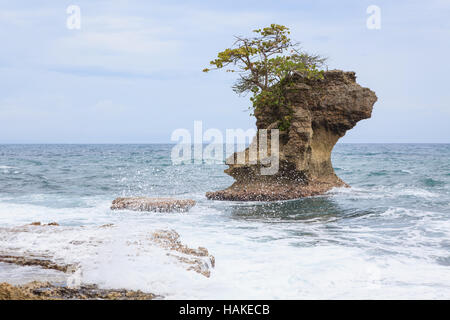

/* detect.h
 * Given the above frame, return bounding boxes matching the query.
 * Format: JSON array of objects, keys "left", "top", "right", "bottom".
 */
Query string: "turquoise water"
[{"left": 0, "top": 144, "right": 449, "bottom": 298}]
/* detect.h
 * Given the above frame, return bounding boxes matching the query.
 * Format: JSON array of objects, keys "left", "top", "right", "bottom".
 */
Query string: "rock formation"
[
  {"left": 28, "top": 222, "right": 59, "bottom": 226},
  {"left": 0, "top": 254, "right": 73, "bottom": 273},
  {"left": 0, "top": 281, "right": 157, "bottom": 300},
  {"left": 111, "top": 197, "right": 196, "bottom": 212},
  {"left": 0, "top": 223, "right": 214, "bottom": 299},
  {"left": 206, "top": 70, "right": 377, "bottom": 201},
  {"left": 150, "top": 229, "right": 215, "bottom": 277}
]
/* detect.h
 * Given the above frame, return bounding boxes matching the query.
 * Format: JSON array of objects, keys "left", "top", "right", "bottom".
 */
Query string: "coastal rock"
[
  {"left": 0, "top": 223, "right": 211, "bottom": 299},
  {"left": 0, "top": 281, "right": 157, "bottom": 300},
  {"left": 0, "top": 254, "right": 73, "bottom": 273},
  {"left": 111, "top": 197, "right": 196, "bottom": 212},
  {"left": 29, "top": 222, "right": 59, "bottom": 226},
  {"left": 206, "top": 70, "right": 377, "bottom": 201},
  {"left": 0, "top": 283, "right": 39, "bottom": 300},
  {"left": 150, "top": 230, "right": 215, "bottom": 277}
]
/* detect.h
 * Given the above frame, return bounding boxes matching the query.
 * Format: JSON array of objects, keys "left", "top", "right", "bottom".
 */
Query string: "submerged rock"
[
  {"left": 111, "top": 197, "right": 196, "bottom": 212},
  {"left": 29, "top": 222, "right": 59, "bottom": 226},
  {"left": 150, "top": 229, "right": 215, "bottom": 278},
  {"left": 0, "top": 254, "right": 73, "bottom": 273},
  {"left": 207, "top": 70, "right": 377, "bottom": 201}
]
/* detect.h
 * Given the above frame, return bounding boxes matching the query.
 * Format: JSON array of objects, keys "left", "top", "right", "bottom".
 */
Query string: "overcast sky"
[{"left": 1, "top": 0, "right": 449, "bottom": 143}]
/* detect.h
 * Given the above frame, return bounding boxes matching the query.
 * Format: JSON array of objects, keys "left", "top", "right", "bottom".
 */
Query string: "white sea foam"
[
  {"left": 328, "top": 185, "right": 439, "bottom": 200},
  {"left": 1, "top": 198, "right": 450, "bottom": 299}
]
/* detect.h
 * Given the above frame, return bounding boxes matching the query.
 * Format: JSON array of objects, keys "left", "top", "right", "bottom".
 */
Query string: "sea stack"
[{"left": 206, "top": 70, "right": 377, "bottom": 201}]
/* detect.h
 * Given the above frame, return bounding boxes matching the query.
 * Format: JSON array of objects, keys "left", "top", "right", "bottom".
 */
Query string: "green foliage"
[
  {"left": 278, "top": 115, "right": 292, "bottom": 131},
  {"left": 203, "top": 24, "right": 326, "bottom": 131}
]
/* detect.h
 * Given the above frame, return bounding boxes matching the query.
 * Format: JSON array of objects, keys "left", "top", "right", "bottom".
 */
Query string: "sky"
[{"left": 0, "top": 0, "right": 449, "bottom": 143}]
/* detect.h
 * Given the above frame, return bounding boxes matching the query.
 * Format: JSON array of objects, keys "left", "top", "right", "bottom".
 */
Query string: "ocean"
[{"left": 0, "top": 143, "right": 449, "bottom": 299}]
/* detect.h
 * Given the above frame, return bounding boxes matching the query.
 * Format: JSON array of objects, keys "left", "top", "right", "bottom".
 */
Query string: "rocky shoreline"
[
  {"left": 0, "top": 281, "right": 158, "bottom": 300},
  {"left": 0, "top": 220, "right": 215, "bottom": 300}
]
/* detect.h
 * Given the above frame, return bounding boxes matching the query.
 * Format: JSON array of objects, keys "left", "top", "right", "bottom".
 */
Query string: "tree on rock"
[{"left": 203, "top": 24, "right": 326, "bottom": 120}]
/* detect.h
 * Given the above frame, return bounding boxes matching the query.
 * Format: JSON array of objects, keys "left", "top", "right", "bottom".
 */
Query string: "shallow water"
[{"left": 0, "top": 144, "right": 449, "bottom": 299}]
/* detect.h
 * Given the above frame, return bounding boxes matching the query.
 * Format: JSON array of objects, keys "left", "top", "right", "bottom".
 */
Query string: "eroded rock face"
[
  {"left": 206, "top": 70, "right": 377, "bottom": 201},
  {"left": 111, "top": 197, "right": 196, "bottom": 212}
]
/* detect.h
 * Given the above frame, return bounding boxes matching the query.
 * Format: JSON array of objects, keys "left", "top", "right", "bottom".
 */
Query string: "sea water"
[{"left": 0, "top": 143, "right": 449, "bottom": 299}]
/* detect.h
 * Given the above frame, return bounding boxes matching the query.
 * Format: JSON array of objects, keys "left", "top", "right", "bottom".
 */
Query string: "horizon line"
[{"left": 0, "top": 142, "right": 449, "bottom": 145}]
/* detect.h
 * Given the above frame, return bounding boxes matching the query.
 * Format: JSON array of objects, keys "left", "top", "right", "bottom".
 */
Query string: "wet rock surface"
[
  {"left": 0, "top": 222, "right": 214, "bottom": 299},
  {"left": 0, "top": 281, "right": 157, "bottom": 300},
  {"left": 207, "top": 70, "right": 377, "bottom": 201},
  {"left": 150, "top": 229, "right": 215, "bottom": 278},
  {"left": 111, "top": 197, "right": 196, "bottom": 212},
  {"left": 207, "top": 181, "right": 338, "bottom": 201},
  {"left": 29, "top": 222, "right": 60, "bottom": 226},
  {"left": 0, "top": 255, "right": 73, "bottom": 273}
]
